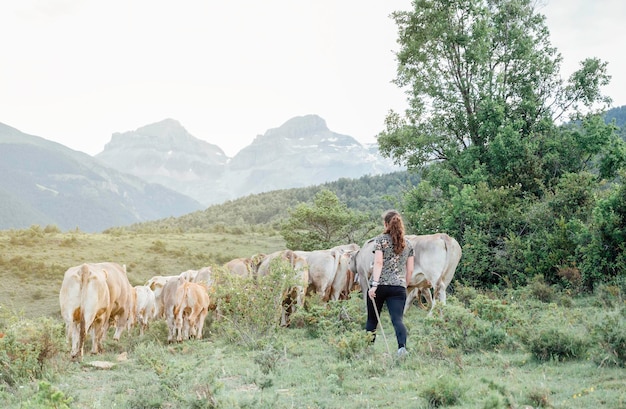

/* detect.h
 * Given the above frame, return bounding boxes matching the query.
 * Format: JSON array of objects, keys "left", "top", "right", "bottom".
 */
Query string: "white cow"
[
  {"left": 59, "top": 264, "right": 111, "bottom": 360},
  {"left": 133, "top": 285, "right": 157, "bottom": 336},
  {"left": 296, "top": 248, "right": 354, "bottom": 301},
  {"left": 349, "top": 234, "right": 462, "bottom": 314},
  {"left": 405, "top": 234, "right": 462, "bottom": 313}
]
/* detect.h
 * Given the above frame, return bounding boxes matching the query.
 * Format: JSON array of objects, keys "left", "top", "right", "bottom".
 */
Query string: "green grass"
[{"left": 1, "top": 229, "right": 625, "bottom": 408}]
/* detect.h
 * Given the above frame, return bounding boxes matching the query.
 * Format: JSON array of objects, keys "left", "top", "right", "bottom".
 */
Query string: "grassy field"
[
  {"left": 0, "top": 227, "right": 286, "bottom": 318},
  {"left": 1, "top": 228, "right": 625, "bottom": 408}
]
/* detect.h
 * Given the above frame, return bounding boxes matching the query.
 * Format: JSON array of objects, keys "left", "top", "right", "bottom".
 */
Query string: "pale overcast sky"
[{"left": 1, "top": 0, "right": 623, "bottom": 157}]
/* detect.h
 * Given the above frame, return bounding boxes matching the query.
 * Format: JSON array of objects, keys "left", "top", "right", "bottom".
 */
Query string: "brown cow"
[
  {"left": 98, "top": 262, "right": 134, "bottom": 341},
  {"left": 174, "top": 281, "right": 211, "bottom": 341}
]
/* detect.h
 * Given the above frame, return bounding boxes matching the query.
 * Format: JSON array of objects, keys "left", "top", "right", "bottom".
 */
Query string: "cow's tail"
[
  {"left": 78, "top": 264, "right": 90, "bottom": 357},
  {"left": 433, "top": 234, "right": 460, "bottom": 300}
]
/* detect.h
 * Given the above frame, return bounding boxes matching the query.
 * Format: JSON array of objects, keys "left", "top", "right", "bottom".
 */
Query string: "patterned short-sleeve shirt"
[{"left": 374, "top": 234, "right": 414, "bottom": 287}]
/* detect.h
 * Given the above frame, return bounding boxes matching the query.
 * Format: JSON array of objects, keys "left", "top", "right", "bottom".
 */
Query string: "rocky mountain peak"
[
  {"left": 104, "top": 118, "right": 225, "bottom": 156},
  {"left": 96, "top": 115, "right": 401, "bottom": 206},
  {"left": 265, "top": 114, "right": 329, "bottom": 139}
]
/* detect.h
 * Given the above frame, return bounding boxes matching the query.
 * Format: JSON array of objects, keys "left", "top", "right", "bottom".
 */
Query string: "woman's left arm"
[{"left": 405, "top": 255, "right": 414, "bottom": 285}]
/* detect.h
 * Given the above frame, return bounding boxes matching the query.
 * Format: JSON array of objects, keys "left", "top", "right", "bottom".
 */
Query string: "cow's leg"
[
  {"left": 403, "top": 288, "right": 417, "bottom": 315},
  {"left": 436, "top": 283, "right": 447, "bottom": 304},
  {"left": 113, "top": 309, "right": 128, "bottom": 341},
  {"left": 69, "top": 321, "right": 82, "bottom": 360},
  {"left": 421, "top": 288, "right": 435, "bottom": 316}
]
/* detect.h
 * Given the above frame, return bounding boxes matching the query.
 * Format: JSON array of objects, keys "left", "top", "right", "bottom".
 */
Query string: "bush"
[
  {"left": 289, "top": 293, "right": 364, "bottom": 338},
  {"left": 423, "top": 303, "right": 509, "bottom": 352},
  {"left": 420, "top": 374, "right": 465, "bottom": 407},
  {"left": 211, "top": 260, "right": 301, "bottom": 348},
  {"left": 592, "top": 308, "right": 626, "bottom": 367},
  {"left": 528, "top": 275, "right": 555, "bottom": 303},
  {"left": 23, "top": 381, "right": 73, "bottom": 409},
  {"left": 0, "top": 316, "right": 65, "bottom": 386},
  {"left": 328, "top": 330, "right": 372, "bottom": 361},
  {"left": 528, "top": 326, "right": 589, "bottom": 362}
]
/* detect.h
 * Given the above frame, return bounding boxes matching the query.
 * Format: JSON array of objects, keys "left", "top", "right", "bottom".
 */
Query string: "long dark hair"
[{"left": 383, "top": 209, "right": 406, "bottom": 255}]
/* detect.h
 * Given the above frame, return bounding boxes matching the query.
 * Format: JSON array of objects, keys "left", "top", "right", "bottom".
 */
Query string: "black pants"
[{"left": 365, "top": 285, "right": 407, "bottom": 349}]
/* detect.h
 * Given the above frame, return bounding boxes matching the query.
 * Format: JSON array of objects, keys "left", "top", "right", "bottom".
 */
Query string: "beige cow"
[
  {"left": 99, "top": 262, "right": 135, "bottom": 341},
  {"left": 296, "top": 248, "right": 353, "bottom": 302},
  {"left": 224, "top": 254, "right": 265, "bottom": 278},
  {"left": 146, "top": 275, "right": 179, "bottom": 318},
  {"left": 160, "top": 276, "right": 187, "bottom": 342},
  {"left": 174, "top": 281, "right": 211, "bottom": 341},
  {"left": 59, "top": 264, "right": 111, "bottom": 360}
]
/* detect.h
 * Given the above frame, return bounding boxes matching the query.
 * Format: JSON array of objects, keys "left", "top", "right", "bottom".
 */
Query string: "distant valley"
[{"left": 0, "top": 115, "right": 399, "bottom": 232}]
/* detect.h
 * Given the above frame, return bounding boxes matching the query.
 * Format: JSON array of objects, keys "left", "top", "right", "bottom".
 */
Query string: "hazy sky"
[{"left": 1, "top": 0, "right": 623, "bottom": 157}]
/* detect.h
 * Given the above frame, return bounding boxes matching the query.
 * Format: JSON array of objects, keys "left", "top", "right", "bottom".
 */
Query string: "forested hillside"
[{"left": 119, "top": 171, "right": 421, "bottom": 233}]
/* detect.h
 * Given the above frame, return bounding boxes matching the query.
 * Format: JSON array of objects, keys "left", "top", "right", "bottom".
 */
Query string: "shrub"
[
  {"left": 23, "top": 381, "right": 73, "bottom": 409},
  {"left": 526, "top": 386, "right": 552, "bottom": 408},
  {"left": 423, "top": 303, "right": 508, "bottom": 352},
  {"left": 211, "top": 261, "right": 300, "bottom": 348},
  {"left": 254, "top": 344, "right": 281, "bottom": 374},
  {"left": 0, "top": 316, "right": 65, "bottom": 386},
  {"left": 420, "top": 374, "right": 465, "bottom": 408},
  {"left": 528, "top": 326, "right": 589, "bottom": 362},
  {"left": 289, "top": 293, "right": 364, "bottom": 338},
  {"left": 594, "top": 283, "right": 623, "bottom": 308},
  {"left": 328, "top": 330, "right": 372, "bottom": 361},
  {"left": 528, "top": 274, "right": 555, "bottom": 303},
  {"left": 592, "top": 308, "right": 626, "bottom": 367}
]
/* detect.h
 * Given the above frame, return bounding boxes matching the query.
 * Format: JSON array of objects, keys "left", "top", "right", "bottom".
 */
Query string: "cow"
[
  {"left": 146, "top": 275, "right": 179, "bottom": 318},
  {"left": 349, "top": 233, "right": 462, "bottom": 314},
  {"left": 179, "top": 269, "right": 199, "bottom": 282},
  {"left": 174, "top": 281, "right": 211, "bottom": 341},
  {"left": 59, "top": 264, "right": 111, "bottom": 360},
  {"left": 99, "top": 262, "right": 135, "bottom": 341},
  {"left": 296, "top": 248, "right": 353, "bottom": 302},
  {"left": 224, "top": 254, "right": 265, "bottom": 278},
  {"left": 405, "top": 234, "right": 462, "bottom": 313},
  {"left": 192, "top": 266, "right": 213, "bottom": 286},
  {"left": 160, "top": 275, "right": 187, "bottom": 342},
  {"left": 133, "top": 285, "right": 157, "bottom": 336},
  {"left": 257, "top": 250, "right": 309, "bottom": 326},
  {"left": 330, "top": 243, "right": 360, "bottom": 253},
  {"left": 331, "top": 250, "right": 355, "bottom": 301}
]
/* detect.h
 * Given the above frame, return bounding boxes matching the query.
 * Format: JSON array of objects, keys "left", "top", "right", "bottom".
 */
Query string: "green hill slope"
[{"left": 122, "top": 171, "right": 421, "bottom": 233}]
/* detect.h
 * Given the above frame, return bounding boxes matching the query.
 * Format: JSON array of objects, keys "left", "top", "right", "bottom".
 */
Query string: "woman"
[{"left": 366, "top": 209, "right": 414, "bottom": 357}]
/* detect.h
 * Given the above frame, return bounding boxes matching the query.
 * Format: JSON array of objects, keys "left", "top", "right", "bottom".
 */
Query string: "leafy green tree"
[
  {"left": 379, "top": 0, "right": 614, "bottom": 192},
  {"left": 280, "top": 189, "right": 374, "bottom": 251},
  {"left": 378, "top": 0, "right": 625, "bottom": 289}
]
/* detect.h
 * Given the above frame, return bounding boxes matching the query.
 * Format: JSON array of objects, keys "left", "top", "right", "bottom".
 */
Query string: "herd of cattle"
[{"left": 59, "top": 233, "right": 462, "bottom": 360}]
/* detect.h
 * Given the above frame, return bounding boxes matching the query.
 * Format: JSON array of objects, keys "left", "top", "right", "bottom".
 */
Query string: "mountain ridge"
[
  {"left": 0, "top": 123, "right": 203, "bottom": 232},
  {"left": 96, "top": 114, "right": 401, "bottom": 205}
]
